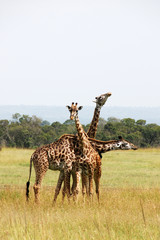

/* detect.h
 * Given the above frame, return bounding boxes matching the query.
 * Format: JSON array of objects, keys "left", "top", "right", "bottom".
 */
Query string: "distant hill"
[{"left": 0, "top": 105, "right": 160, "bottom": 125}]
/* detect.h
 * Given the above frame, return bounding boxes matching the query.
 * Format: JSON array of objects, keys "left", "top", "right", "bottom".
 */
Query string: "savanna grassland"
[{"left": 0, "top": 148, "right": 160, "bottom": 240}]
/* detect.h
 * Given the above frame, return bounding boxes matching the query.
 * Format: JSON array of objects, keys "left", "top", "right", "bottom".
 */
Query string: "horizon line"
[{"left": 0, "top": 104, "right": 160, "bottom": 108}]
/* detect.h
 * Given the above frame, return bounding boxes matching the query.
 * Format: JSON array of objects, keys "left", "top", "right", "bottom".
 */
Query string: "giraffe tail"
[{"left": 26, "top": 155, "right": 33, "bottom": 202}]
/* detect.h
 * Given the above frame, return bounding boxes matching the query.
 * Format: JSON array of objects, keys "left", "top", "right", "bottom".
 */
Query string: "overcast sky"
[{"left": 0, "top": 0, "right": 160, "bottom": 107}]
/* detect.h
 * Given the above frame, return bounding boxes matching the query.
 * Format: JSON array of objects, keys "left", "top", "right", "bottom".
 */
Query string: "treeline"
[{"left": 0, "top": 113, "right": 160, "bottom": 148}]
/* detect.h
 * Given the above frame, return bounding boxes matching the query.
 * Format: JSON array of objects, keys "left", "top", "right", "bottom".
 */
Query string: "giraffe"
[
  {"left": 26, "top": 134, "right": 76, "bottom": 203},
  {"left": 76, "top": 92, "right": 112, "bottom": 197},
  {"left": 66, "top": 102, "right": 102, "bottom": 200},
  {"left": 55, "top": 92, "right": 112, "bottom": 199}
]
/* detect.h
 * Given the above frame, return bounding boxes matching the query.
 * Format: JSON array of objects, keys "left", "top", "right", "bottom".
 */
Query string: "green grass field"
[{"left": 0, "top": 148, "right": 160, "bottom": 239}]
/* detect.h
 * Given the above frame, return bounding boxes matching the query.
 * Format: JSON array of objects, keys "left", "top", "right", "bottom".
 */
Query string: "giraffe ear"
[
  {"left": 118, "top": 136, "right": 123, "bottom": 140},
  {"left": 66, "top": 106, "right": 71, "bottom": 110},
  {"left": 78, "top": 106, "right": 83, "bottom": 110}
]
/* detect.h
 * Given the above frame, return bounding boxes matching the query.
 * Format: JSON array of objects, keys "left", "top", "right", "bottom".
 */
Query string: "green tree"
[{"left": 136, "top": 119, "right": 146, "bottom": 126}]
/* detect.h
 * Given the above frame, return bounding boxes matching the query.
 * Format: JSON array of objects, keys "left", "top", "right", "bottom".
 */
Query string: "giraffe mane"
[{"left": 88, "top": 138, "right": 120, "bottom": 144}]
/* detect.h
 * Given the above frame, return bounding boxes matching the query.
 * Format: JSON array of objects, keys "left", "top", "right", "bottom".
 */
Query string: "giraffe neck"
[
  {"left": 89, "top": 139, "right": 122, "bottom": 152},
  {"left": 75, "top": 115, "right": 89, "bottom": 154},
  {"left": 87, "top": 106, "right": 101, "bottom": 138}
]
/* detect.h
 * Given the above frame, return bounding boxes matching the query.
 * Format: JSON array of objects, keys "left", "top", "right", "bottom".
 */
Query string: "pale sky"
[{"left": 0, "top": 0, "right": 160, "bottom": 107}]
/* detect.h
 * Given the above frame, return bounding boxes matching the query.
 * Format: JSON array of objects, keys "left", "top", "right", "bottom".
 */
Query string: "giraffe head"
[
  {"left": 93, "top": 92, "right": 112, "bottom": 108},
  {"left": 116, "top": 136, "right": 138, "bottom": 150},
  {"left": 66, "top": 102, "right": 83, "bottom": 120}
]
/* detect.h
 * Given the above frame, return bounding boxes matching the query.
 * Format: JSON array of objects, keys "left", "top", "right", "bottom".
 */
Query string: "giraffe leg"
[
  {"left": 33, "top": 184, "right": 41, "bottom": 204},
  {"left": 33, "top": 158, "right": 49, "bottom": 203},
  {"left": 85, "top": 177, "right": 89, "bottom": 196},
  {"left": 33, "top": 175, "right": 45, "bottom": 204},
  {"left": 72, "top": 170, "right": 81, "bottom": 201},
  {"left": 71, "top": 171, "right": 76, "bottom": 195},
  {"left": 81, "top": 170, "right": 89, "bottom": 197},
  {"left": 53, "top": 171, "right": 64, "bottom": 203},
  {"left": 94, "top": 166, "right": 101, "bottom": 202},
  {"left": 81, "top": 170, "right": 86, "bottom": 197},
  {"left": 62, "top": 183, "right": 65, "bottom": 201},
  {"left": 63, "top": 170, "right": 71, "bottom": 202},
  {"left": 88, "top": 168, "right": 94, "bottom": 201},
  {"left": 82, "top": 164, "right": 89, "bottom": 198},
  {"left": 94, "top": 162, "right": 102, "bottom": 202}
]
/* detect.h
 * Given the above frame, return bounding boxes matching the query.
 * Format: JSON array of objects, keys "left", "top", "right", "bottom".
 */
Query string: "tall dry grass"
[
  {"left": 0, "top": 148, "right": 160, "bottom": 239},
  {"left": 1, "top": 187, "right": 160, "bottom": 239}
]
